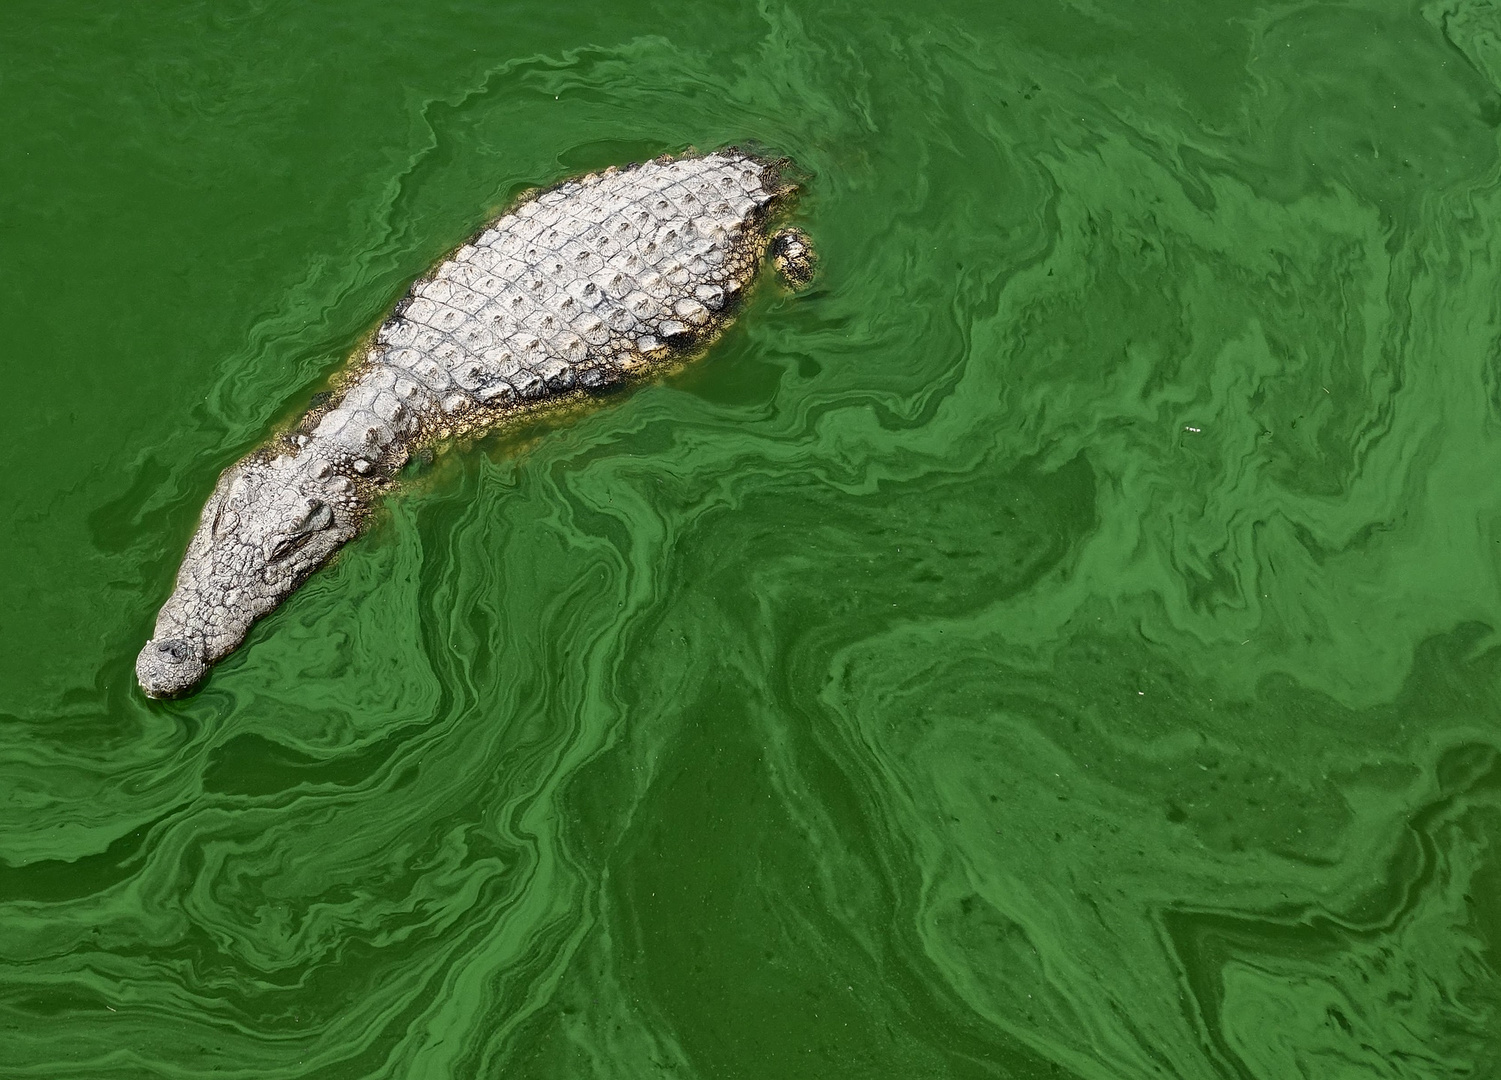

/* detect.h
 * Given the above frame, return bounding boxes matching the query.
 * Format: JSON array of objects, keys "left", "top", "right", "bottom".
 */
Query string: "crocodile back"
[{"left": 363, "top": 151, "right": 782, "bottom": 434}]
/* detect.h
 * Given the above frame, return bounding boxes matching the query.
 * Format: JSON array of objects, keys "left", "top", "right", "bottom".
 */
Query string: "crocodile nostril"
[{"left": 157, "top": 638, "right": 191, "bottom": 663}]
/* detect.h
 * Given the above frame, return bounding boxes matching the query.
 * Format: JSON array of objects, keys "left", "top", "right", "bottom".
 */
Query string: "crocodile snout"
[{"left": 136, "top": 637, "right": 208, "bottom": 699}]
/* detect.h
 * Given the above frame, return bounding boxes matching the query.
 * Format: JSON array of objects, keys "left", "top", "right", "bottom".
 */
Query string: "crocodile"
[{"left": 136, "top": 148, "right": 814, "bottom": 698}]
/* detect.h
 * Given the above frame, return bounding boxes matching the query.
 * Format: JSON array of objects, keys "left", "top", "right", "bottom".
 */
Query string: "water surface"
[{"left": 3, "top": 0, "right": 1500, "bottom": 1076}]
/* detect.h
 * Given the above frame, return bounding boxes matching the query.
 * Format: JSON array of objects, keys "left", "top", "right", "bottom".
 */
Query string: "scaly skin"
[{"left": 137, "top": 148, "right": 813, "bottom": 698}]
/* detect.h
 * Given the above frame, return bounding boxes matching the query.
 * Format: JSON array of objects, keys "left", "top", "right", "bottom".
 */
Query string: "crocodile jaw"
[{"left": 136, "top": 454, "right": 359, "bottom": 698}]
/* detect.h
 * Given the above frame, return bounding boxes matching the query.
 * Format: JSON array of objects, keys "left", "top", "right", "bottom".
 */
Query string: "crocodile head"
[{"left": 136, "top": 454, "right": 356, "bottom": 698}]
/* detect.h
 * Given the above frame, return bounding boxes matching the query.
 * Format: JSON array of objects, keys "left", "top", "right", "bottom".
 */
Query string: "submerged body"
[{"left": 137, "top": 149, "right": 810, "bottom": 697}]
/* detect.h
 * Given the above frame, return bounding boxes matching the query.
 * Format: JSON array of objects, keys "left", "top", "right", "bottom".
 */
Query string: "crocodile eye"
[
  {"left": 210, "top": 498, "right": 243, "bottom": 541},
  {"left": 267, "top": 534, "right": 301, "bottom": 561},
  {"left": 266, "top": 500, "right": 335, "bottom": 562}
]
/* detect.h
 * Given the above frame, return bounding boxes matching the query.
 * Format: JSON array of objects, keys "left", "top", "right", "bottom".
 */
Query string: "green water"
[{"left": 4, "top": 0, "right": 1501, "bottom": 1076}]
